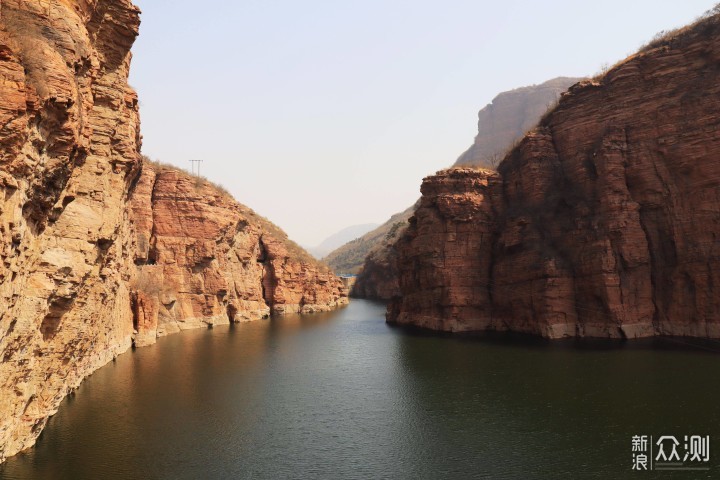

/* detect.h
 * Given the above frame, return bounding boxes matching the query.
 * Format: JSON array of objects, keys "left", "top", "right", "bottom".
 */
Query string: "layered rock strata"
[
  {"left": 346, "top": 79, "right": 580, "bottom": 300},
  {"left": 129, "top": 165, "right": 348, "bottom": 347},
  {"left": 389, "top": 15, "right": 720, "bottom": 339},
  {"left": 0, "top": 0, "right": 142, "bottom": 462},
  {"left": 0, "top": 0, "right": 347, "bottom": 462}
]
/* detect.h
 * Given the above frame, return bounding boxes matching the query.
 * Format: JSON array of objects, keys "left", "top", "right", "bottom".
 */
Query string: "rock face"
[
  {"left": 350, "top": 245, "right": 402, "bottom": 300},
  {"left": 0, "top": 0, "right": 347, "bottom": 462},
  {"left": 455, "top": 77, "right": 581, "bottom": 168},
  {"left": 343, "top": 78, "right": 580, "bottom": 300},
  {"left": 389, "top": 14, "right": 720, "bottom": 339},
  {"left": 0, "top": 0, "right": 142, "bottom": 462},
  {"left": 388, "top": 169, "right": 501, "bottom": 330},
  {"left": 347, "top": 206, "right": 415, "bottom": 299},
  {"left": 129, "top": 164, "right": 348, "bottom": 346}
]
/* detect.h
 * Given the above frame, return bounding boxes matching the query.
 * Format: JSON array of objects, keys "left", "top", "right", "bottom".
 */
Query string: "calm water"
[{"left": 2, "top": 299, "right": 720, "bottom": 479}]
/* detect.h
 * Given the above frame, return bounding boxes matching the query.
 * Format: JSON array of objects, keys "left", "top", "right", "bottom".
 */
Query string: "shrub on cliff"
[{"left": 130, "top": 267, "right": 171, "bottom": 297}]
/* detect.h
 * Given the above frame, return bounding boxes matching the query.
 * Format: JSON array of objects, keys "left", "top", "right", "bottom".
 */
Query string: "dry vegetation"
[
  {"left": 140, "top": 155, "right": 233, "bottom": 198},
  {"left": 589, "top": 3, "right": 720, "bottom": 82},
  {"left": 130, "top": 267, "right": 172, "bottom": 297},
  {"left": 639, "top": 3, "right": 720, "bottom": 52}
]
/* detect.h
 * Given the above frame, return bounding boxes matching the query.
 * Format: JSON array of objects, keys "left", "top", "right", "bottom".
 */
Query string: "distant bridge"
[{"left": 337, "top": 273, "right": 357, "bottom": 289}]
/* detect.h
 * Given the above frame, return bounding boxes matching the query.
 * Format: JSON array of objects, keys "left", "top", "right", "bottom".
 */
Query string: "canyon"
[
  {"left": 2, "top": 0, "right": 719, "bottom": 470},
  {"left": 389, "top": 13, "right": 720, "bottom": 338},
  {"left": 335, "top": 77, "right": 580, "bottom": 300},
  {"left": 0, "top": 0, "right": 346, "bottom": 462}
]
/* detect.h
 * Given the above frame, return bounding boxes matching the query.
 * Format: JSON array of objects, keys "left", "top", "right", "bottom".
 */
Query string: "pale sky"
[{"left": 130, "top": 0, "right": 717, "bottom": 246}]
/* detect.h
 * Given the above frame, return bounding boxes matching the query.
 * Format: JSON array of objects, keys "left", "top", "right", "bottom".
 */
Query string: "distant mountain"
[
  {"left": 455, "top": 77, "right": 582, "bottom": 168},
  {"left": 324, "top": 205, "right": 416, "bottom": 275},
  {"left": 327, "top": 77, "right": 583, "bottom": 298},
  {"left": 307, "top": 223, "right": 379, "bottom": 259}
]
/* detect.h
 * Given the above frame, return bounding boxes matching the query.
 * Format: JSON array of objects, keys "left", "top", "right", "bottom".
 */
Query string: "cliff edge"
[
  {"left": 341, "top": 77, "right": 580, "bottom": 300},
  {"left": 455, "top": 77, "right": 582, "bottom": 168},
  {"left": 389, "top": 13, "right": 720, "bottom": 339}
]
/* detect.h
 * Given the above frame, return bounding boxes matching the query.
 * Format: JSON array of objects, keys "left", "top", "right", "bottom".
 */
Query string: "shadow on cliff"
[{"left": 386, "top": 322, "right": 720, "bottom": 355}]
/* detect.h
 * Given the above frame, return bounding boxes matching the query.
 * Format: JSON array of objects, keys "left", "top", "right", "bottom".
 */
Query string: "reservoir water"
[{"left": 1, "top": 299, "right": 719, "bottom": 479}]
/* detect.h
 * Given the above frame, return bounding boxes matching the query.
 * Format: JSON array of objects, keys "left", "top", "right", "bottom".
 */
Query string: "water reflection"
[
  {"left": 393, "top": 326, "right": 720, "bottom": 478},
  {"left": 1, "top": 300, "right": 719, "bottom": 479}
]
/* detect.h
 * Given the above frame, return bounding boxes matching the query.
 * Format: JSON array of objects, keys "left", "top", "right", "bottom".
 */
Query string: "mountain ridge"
[
  {"left": 306, "top": 223, "right": 379, "bottom": 260},
  {"left": 328, "top": 77, "right": 581, "bottom": 298}
]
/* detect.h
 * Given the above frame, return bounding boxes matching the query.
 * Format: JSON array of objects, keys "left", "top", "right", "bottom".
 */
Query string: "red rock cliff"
[
  {"left": 389, "top": 14, "right": 720, "bottom": 339},
  {"left": 129, "top": 164, "right": 348, "bottom": 347},
  {"left": 347, "top": 78, "right": 580, "bottom": 301},
  {"left": 0, "top": 0, "right": 142, "bottom": 461},
  {"left": 0, "top": 0, "right": 347, "bottom": 462}
]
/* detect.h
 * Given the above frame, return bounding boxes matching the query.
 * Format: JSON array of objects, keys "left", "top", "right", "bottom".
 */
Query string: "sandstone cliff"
[
  {"left": 0, "top": 0, "right": 347, "bottom": 462},
  {"left": 455, "top": 77, "right": 581, "bottom": 168},
  {"left": 129, "top": 164, "right": 348, "bottom": 347},
  {"left": 340, "top": 78, "right": 580, "bottom": 300},
  {"left": 389, "top": 13, "right": 720, "bottom": 339},
  {"left": 0, "top": 0, "right": 142, "bottom": 462}
]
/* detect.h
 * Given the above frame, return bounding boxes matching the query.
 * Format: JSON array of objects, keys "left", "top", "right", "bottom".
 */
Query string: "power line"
[{"left": 189, "top": 159, "right": 204, "bottom": 176}]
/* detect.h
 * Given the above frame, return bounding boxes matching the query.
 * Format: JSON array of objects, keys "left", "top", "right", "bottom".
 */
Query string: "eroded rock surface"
[
  {"left": 0, "top": 0, "right": 347, "bottom": 462},
  {"left": 390, "top": 15, "right": 720, "bottom": 339},
  {"left": 345, "top": 78, "right": 580, "bottom": 300},
  {"left": 0, "top": 0, "right": 142, "bottom": 461},
  {"left": 129, "top": 165, "right": 348, "bottom": 346}
]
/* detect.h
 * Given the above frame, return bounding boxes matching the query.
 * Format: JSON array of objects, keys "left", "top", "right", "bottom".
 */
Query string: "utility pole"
[{"left": 189, "top": 159, "right": 204, "bottom": 176}]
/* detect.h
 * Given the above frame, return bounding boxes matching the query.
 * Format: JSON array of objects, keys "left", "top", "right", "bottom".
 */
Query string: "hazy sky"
[{"left": 130, "top": 0, "right": 716, "bottom": 246}]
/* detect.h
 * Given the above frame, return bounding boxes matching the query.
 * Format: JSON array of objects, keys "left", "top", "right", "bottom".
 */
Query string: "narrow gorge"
[
  {"left": 0, "top": 0, "right": 346, "bottom": 462},
  {"left": 334, "top": 77, "right": 580, "bottom": 301},
  {"left": 2, "top": 0, "right": 719, "bottom": 473}
]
